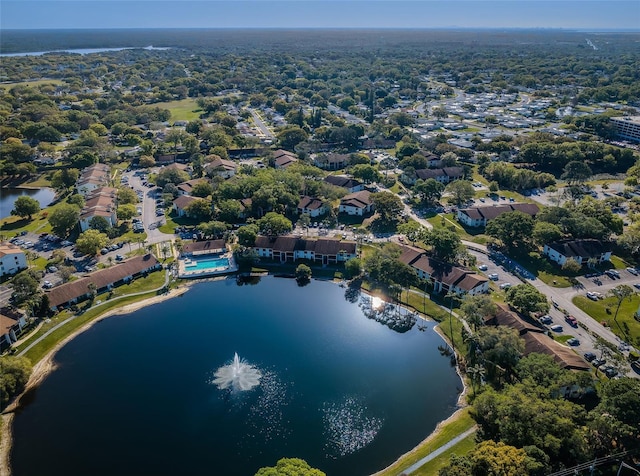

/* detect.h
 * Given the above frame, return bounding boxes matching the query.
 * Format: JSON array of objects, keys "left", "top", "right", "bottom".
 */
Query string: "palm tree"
[
  {"left": 467, "top": 364, "right": 486, "bottom": 397},
  {"left": 608, "top": 284, "right": 633, "bottom": 335}
]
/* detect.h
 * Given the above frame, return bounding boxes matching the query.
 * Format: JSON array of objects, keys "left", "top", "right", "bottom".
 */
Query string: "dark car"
[{"left": 583, "top": 352, "right": 596, "bottom": 362}]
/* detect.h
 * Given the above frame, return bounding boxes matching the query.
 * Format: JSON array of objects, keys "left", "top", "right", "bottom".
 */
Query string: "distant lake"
[
  {"left": 11, "top": 277, "right": 462, "bottom": 476},
  {"left": 0, "top": 187, "right": 55, "bottom": 219},
  {"left": 0, "top": 46, "right": 170, "bottom": 57}
]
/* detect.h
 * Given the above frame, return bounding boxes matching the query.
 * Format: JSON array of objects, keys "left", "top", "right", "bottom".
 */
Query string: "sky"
[{"left": 1, "top": 0, "right": 639, "bottom": 30}]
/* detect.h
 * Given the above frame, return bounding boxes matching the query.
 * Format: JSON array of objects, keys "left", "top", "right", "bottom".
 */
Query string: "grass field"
[
  {"left": 153, "top": 98, "right": 202, "bottom": 122},
  {"left": 573, "top": 294, "right": 640, "bottom": 347},
  {"left": 0, "top": 79, "right": 64, "bottom": 91},
  {"left": 374, "top": 408, "right": 476, "bottom": 476}
]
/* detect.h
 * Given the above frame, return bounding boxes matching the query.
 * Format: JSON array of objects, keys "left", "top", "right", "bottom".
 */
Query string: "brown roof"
[
  {"left": 298, "top": 196, "right": 324, "bottom": 211},
  {"left": 324, "top": 175, "right": 362, "bottom": 190},
  {"left": 0, "top": 314, "right": 19, "bottom": 334},
  {"left": 486, "top": 304, "right": 546, "bottom": 335},
  {"left": 206, "top": 157, "right": 237, "bottom": 171},
  {"left": 340, "top": 190, "right": 372, "bottom": 208},
  {"left": 397, "top": 244, "right": 486, "bottom": 291},
  {"left": 173, "top": 195, "right": 199, "bottom": 209},
  {"left": 254, "top": 235, "right": 356, "bottom": 256},
  {"left": 460, "top": 203, "right": 539, "bottom": 221},
  {"left": 182, "top": 240, "right": 226, "bottom": 254},
  {"left": 0, "top": 242, "right": 24, "bottom": 257},
  {"left": 522, "top": 332, "right": 590, "bottom": 370},
  {"left": 46, "top": 254, "right": 160, "bottom": 308},
  {"left": 546, "top": 239, "right": 609, "bottom": 259}
]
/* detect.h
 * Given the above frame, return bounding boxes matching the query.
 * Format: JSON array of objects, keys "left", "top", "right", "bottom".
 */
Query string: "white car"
[
  {"left": 488, "top": 273, "right": 499, "bottom": 280},
  {"left": 499, "top": 282, "right": 512, "bottom": 290},
  {"left": 478, "top": 264, "right": 488, "bottom": 271}
]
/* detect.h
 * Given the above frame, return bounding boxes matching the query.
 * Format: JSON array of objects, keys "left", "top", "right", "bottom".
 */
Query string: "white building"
[
  {"left": 339, "top": 190, "right": 373, "bottom": 216},
  {"left": 610, "top": 116, "right": 640, "bottom": 143},
  {"left": 0, "top": 242, "right": 28, "bottom": 276},
  {"left": 543, "top": 239, "right": 611, "bottom": 266}
]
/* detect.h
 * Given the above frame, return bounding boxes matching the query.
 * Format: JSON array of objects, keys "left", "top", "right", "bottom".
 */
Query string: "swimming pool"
[{"left": 184, "top": 256, "right": 230, "bottom": 271}]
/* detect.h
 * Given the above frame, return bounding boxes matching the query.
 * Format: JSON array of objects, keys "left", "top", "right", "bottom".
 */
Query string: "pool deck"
[{"left": 177, "top": 253, "right": 238, "bottom": 279}]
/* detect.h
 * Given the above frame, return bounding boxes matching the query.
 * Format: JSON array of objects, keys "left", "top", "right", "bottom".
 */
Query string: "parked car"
[
  {"left": 592, "top": 358, "right": 606, "bottom": 367},
  {"left": 550, "top": 325, "right": 563, "bottom": 333},
  {"left": 586, "top": 291, "right": 599, "bottom": 301},
  {"left": 566, "top": 338, "right": 580, "bottom": 346},
  {"left": 583, "top": 352, "right": 596, "bottom": 362},
  {"left": 565, "top": 315, "right": 578, "bottom": 327},
  {"left": 626, "top": 267, "right": 639, "bottom": 276},
  {"left": 499, "top": 282, "right": 512, "bottom": 290},
  {"left": 100, "top": 248, "right": 109, "bottom": 255},
  {"left": 115, "top": 254, "right": 124, "bottom": 261},
  {"left": 42, "top": 280, "right": 53, "bottom": 289},
  {"left": 488, "top": 273, "right": 499, "bottom": 280},
  {"left": 478, "top": 264, "right": 488, "bottom": 271},
  {"left": 540, "top": 315, "right": 553, "bottom": 325}
]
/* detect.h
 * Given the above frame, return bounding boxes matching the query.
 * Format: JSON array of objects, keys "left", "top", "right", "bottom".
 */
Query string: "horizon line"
[{"left": 3, "top": 26, "right": 640, "bottom": 32}]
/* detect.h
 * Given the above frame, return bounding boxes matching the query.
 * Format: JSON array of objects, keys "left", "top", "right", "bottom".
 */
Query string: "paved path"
[
  {"left": 400, "top": 426, "right": 477, "bottom": 475},
  {"left": 18, "top": 270, "right": 170, "bottom": 357}
]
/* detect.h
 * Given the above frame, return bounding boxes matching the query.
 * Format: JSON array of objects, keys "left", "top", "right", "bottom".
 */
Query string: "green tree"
[
  {"left": 117, "top": 187, "right": 138, "bottom": 205},
  {"left": 477, "top": 326, "right": 525, "bottom": 383},
  {"left": 139, "top": 155, "right": 156, "bottom": 168},
  {"left": 461, "top": 294, "right": 497, "bottom": 331},
  {"left": 277, "top": 126, "right": 308, "bottom": 150},
  {"left": 414, "top": 178, "right": 445, "bottom": 206},
  {"left": 255, "top": 457, "right": 326, "bottom": 476},
  {"left": 295, "top": 264, "right": 312, "bottom": 284},
  {"left": 344, "top": 257, "right": 362, "bottom": 279},
  {"left": 561, "top": 160, "right": 592, "bottom": 184},
  {"left": 485, "top": 211, "right": 535, "bottom": 250},
  {"left": 11, "top": 196, "right": 40, "bottom": 220},
  {"left": 217, "top": 199, "right": 244, "bottom": 223},
  {"left": 0, "top": 356, "right": 32, "bottom": 409},
  {"left": 351, "top": 164, "right": 381, "bottom": 184},
  {"left": 505, "top": 284, "right": 550, "bottom": 316},
  {"left": 117, "top": 204, "right": 136, "bottom": 222},
  {"left": 48, "top": 203, "right": 80, "bottom": 238},
  {"left": 192, "top": 181, "right": 214, "bottom": 198},
  {"left": 88, "top": 215, "right": 111, "bottom": 233},
  {"left": 184, "top": 198, "right": 213, "bottom": 221},
  {"left": 371, "top": 191, "right": 403, "bottom": 223},
  {"left": 424, "top": 228, "right": 462, "bottom": 262},
  {"left": 257, "top": 212, "right": 293, "bottom": 237},
  {"left": 532, "top": 221, "right": 563, "bottom": 247},
  {"left": 156, "top": 167, "right": 189, "bottom": 188},
  {"left": 200, "top": 220, "right": 228, "bottom": 238},
  {"left": 75, "top": 229, "right": 109, "bottom": 256},
  {"left": 10, "top": 271, "right": 39, "bottom": 305},
  {"left": 445, "top": 180, "right": 475, "bottom": 206},
  {"left": 607, "top": 285, "right": 634, "bottom": 326},
  {"left": 237, "top": 224, "right": 259, "bottom": 247},
  {"left": 470, "top": 440, "right": 531, "bottom": 476},
  {"left": 50, "top": 168, "right": 79, "bottom": 190},
  {"left": 397, "top": 221, "right": 426, "bottom": 244},
  {"left": 561, "top": 257, "right": 582, "bottom": 274}
]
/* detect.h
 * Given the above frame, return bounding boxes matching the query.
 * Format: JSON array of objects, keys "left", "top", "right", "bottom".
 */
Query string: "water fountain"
[{"left": 212, "top": 353, "right": 262, "bottom": 391}]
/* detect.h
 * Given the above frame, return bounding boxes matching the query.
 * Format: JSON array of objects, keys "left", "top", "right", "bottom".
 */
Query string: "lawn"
[
  {"left": 0, "top": 79, "right": 64, "bottom": 91},
  {"left": 153, "top": 98, "right": 202, "bottom": 122},
  {"left": 374, "top": 408, "right": 476, "bottom": 476},
  {"left": 508, "top": 249, "right": 577, "bottom": 288},
  {"left": 412, "top": 433, "right": 477, "bottom": 476},
  {"left": 17, "top": 271, "right": 167, "bottom": 364},
  {"left": 573, "top": 294, "right": 640, "bottom": 347},
  {"left": 427, "top": 213, "right": 489, "bottom": 245}
]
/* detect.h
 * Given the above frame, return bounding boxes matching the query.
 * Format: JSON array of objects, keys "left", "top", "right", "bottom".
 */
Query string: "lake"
[
  {"left": 0, "top": 187, "right": 55, "bottom": 220},
  {"left": 11, "top": 277, "right": 461, "bottom": 476},
  {"left": 0, "top": 46, "right": 170, "bottom": 57}
]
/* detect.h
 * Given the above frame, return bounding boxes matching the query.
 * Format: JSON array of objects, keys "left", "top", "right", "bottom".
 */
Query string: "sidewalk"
[{"left": 400, "top": 426, "right": 477, "bottom": 475}]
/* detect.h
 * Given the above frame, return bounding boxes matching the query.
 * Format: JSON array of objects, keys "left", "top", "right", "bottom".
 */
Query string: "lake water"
[
  {"left": 0, "top": 187, "right": 55, "bottom": 219},
  {"left": 0, "top": 46, "right": 170, "bottom": 57},
  {"left": 11, "top": 277, "right": 461, "bottom": 476}
]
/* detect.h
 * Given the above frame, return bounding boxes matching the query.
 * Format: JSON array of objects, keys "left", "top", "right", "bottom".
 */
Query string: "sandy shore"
[{"left": 0, "top": 285, "right": 191, "bottom": 476}]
